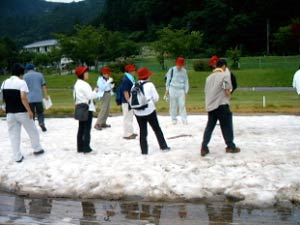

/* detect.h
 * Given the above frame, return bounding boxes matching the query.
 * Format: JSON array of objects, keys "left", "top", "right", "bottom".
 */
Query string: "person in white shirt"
[
  {"left": 94, "top": 66, "right": 114, "bottom": 130},
  {"left": 292, "top": 66, "right": 300, "bottom": 96},
  {"left": 1, "top": 63, "right": 44, "bottom": 163},
  {"left": 73, "top": 66, "right": 98, "bottom": 153},
  {"left": 134, "top": 67, "right": 170, "bottom": 155},
  {"left": 164, "top": 57, "right": 189, "bottom": 124}
]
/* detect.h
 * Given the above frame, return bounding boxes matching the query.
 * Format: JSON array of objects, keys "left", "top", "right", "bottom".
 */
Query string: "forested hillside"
[{"left": 0, "top": 0, "right": 105, "bottom": 45}]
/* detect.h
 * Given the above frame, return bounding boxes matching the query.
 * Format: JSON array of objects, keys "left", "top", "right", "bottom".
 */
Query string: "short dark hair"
[
  {"left": 12, "top": 63, "right": 25, "bottom": 76},
  {"left": 216, "top": 59, "right": 227, "bottom": 68}
]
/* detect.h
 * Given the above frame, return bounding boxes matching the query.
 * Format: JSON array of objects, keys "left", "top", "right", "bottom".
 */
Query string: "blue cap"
[{"left": 25, "top": 63, "right": 35, "bottom": 70}]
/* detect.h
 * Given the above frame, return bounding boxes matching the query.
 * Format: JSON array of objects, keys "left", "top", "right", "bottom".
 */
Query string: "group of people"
[{"left": 1, "top": 56, "right": 241, "bottom": 163}]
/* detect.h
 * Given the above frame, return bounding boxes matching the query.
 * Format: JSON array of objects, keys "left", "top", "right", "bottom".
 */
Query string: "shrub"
[{"left": 193, "top": 59, "right": 211, "bottom": 71}]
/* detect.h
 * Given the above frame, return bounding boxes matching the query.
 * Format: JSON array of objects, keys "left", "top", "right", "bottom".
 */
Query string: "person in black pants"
[
  {"left": 133, "top": 67, "right": 170, "bottom": 155},
  {"left": 201, "top": 59, "right": 240, "bottom": 156},
  {"left": 74, "top": 66, "right": 98, "bottom": 153}
]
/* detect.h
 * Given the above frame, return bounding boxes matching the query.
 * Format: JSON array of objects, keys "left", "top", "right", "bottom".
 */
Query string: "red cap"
[
  {"left": 175, "top": 57, "right": 185, "bottom": 67},
  {"left": 75, "top": 66, "right": 88, "bottom": 77},
  {"left": 138, "top": 67, "right": 152, "bottom": 80},
  {"left": 125, "top": 64, "right": 136, "bottom": 72},
  {"left": 101, "top": 66, "right": 111, "bottom": 75},
  {"left": 209, "top": 55, "right": 219, "bottom": 67}
]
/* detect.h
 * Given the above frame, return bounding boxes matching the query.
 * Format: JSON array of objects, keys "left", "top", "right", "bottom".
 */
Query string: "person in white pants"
[
  {"left": 164, "top": 57, "right": 189, "bottom": 124},
  {"left": 1, "top": 63, "right": 44, "bottom": 163}
]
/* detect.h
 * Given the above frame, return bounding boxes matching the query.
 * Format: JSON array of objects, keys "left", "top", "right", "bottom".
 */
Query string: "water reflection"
[{"left": 0, "top": 192, "right": 299, "bottom": 225}]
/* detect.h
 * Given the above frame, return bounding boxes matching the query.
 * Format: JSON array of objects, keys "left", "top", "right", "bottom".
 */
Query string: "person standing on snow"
[
  {"left": 121, "top": 64, "right": 138, "bottom": 140},
  {"left": 201, "top": 59, "right": 240, "bottom": 157},
  {"left": 24, "top": 63, "right": 49, "bottom": 132},
  {"left": 1, "top": 63, "right": 44, "bottom": 163},
  {"left": 292, "top": 65, "right": 300, "bottom": 96},
  {"left": 94, "top": 66, "right": 114, "bottom": 130},
  {"left": 164, "top": 57, "right": 189, "bottom": 125},
  {"left": 74, "top": 66, "right": 98, "bottom": 153},
  {"left": 134, "top": 67, "right": 170, "bottom": 155}
]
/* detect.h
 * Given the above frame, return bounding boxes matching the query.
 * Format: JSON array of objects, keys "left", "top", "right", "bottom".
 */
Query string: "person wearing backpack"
[
  {"left": 94, "top": 66, "right": 114, "bottom": 130},
  {"left": 133, "top": 67, "right": 170, "bottom": 155},
  {"left": 121, "top": 64, "right": 138, "bottom": 140},
  {"left": 164, "top": 57, "right": 189, "bottom": 125}
]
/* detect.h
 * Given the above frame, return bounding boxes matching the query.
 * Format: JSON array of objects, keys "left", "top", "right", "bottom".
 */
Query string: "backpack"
[
  {"left": 115, "top": 84, "right": 123, "bottom": 105},
  {"left": 230, "top": 72, "right": 237, "bottom": 94},
  {"left": 129, "top": 81, "right": 148, "bottom": 110}
]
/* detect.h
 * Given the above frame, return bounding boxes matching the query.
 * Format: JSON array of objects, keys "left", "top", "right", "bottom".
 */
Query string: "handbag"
[{"left": 74, "top": 103, "right": 89, "bottom": 121}]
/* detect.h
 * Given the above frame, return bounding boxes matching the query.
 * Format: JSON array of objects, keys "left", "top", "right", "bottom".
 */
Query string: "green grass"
[{"left": 0, "top": 55, "right": 299, "bottom": 116}]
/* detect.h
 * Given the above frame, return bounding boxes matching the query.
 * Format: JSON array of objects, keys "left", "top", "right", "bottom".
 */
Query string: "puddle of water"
[{"left": 0, "top": 192, "right": 299, "bottom": 225}]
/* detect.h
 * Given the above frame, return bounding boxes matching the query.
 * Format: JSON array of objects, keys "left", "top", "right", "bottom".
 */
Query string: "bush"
[{"left": 193, "top": 59, "right": 211, "bottom": 71}]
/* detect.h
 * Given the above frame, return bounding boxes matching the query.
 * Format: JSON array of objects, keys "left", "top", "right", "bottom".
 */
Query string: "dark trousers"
[
  {"left": 135, "top": 111, "right": 168, "bottom": 154},
  {"left": 29, "top": 102, "right": 44, "bottom": 125},
  {"left": 201, "top": 105, "right": 236, "bottom": 150},
  {"left": 77, "top": 111, "right": 93, "bottom": 152}
]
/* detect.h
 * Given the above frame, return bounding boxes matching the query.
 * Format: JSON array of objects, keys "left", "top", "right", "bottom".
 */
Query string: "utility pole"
[{"left": 267, "top": 18, "right": 270, "bottom": 55}]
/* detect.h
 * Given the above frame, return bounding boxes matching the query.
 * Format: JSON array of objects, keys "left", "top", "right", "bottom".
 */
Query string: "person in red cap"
[
  {"left": 133, "top": 67, "right": 170, "bottom": 154},
  {"left": 94, "top": 66, "right": 114, "bottom": 130},
  {"left": 73, "top": 66, "right": 98, "bottom": 153},
  {"left": 164, "top": 57, "right": 189, "bottom": 125},
  {"left": 119, "top": 64, "right": 137, "bottom": 139}
]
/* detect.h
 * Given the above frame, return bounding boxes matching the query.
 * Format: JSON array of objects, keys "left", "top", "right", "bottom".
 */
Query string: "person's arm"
[
  {"left": 164, "top": 68, "right": 172, "bottom": 97},
  {"left": 184, "top": 70, "right": 189, "bottom": 95},
  {"left": 20, "top": 91, "right": 33, "bottom": 119},
  {"left": 150, "top": 83, "right": 159, "bottom": 102},
  {"left": 124, "top": 91, "right": 130, "bottom": 102},
  {"left": 42, "top": 85, "right": 48, "bottom": 99}
]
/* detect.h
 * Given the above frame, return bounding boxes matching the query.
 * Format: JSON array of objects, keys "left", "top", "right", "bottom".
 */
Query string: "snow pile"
[{"left": 0, "top": 115, "right": 299, "bottom": 207}]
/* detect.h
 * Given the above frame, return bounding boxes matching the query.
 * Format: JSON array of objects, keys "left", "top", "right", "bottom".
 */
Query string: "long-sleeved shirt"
[
  {"left": 96, "top": 76, "right": 113, "bottom": 99},
  {"left": 292, "top": 69, "right": 300, "bottom": 95},
  {"left": 134, "top": 80, "right": 159, "bottom": 117},
  {"left": 165, "top": 66, "right": 189, "bottom": 93},
  {"left": 73, "top": 79, "right": 98, "bottom": 112}
]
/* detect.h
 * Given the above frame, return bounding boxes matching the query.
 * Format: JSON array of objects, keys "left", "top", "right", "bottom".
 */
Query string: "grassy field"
[{"left": 0, "top": 56, "right": 299, "bottom": 116}]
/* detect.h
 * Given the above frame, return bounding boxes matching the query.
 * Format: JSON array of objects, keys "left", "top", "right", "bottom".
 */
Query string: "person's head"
[
  {"left": 75, "top": 66, "right": 89, "bottom": 80},
  {"left": 175, "top": 57, "right": 185, "bottom": 70},
  {"left": 209, "top": 55, "right": 219, "bottom": 68},
  {"left": 216, "top": 59, "right": 227, "bottom": 72},
  {"left": 137, "top": 67, "right": 152, "bottom": 80},
  {"left": 125, "top": 64, "right": 137, "bottom": 75},
  {"left": 12, "top": 63, "right": 25, "bottom": 77},
  {"left": 25, "top": 63, "right": 35, "bottom": 70},
  {"left": 101, "top": 66, "right": 111, "bottom": 77}
]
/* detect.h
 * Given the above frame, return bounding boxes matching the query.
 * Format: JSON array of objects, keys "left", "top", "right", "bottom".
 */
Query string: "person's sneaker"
[
  {"left": 123, "top": 134, "right": 136, "bottom": 140},
  {"left": 225, "top": 147, "right": 241, "bottom": 154},
  {"left": 34, "top": 149, "right": 45, "bottom": 155},
  {"left": 16, "top": 156, "right": 24, "bottom": 163},
  {"left": 201, "top": 148, "right": 209, "bottom": 157},
  {"left": 161, "top": 147, "right": 171, "bottom": 151},
  {"left": 94, "top": 124, "right": 102, "bottom": 130},
  {"left": 39, "top": 124, "right": 47, "bottom": 132}
]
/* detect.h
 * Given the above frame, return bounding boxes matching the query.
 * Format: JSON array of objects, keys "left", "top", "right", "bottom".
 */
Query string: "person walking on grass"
[
  {"left": 24, "top": 63, "right": 49, "bottom": 132},
  {"left": 0, "top": 63, "right": 44, "bottom": 163},
  {"left": 94, "top": 66, "right": 114, "bottom": 130},
  {"left": 201, "top": 59, "right": 240, "bottom": 157},
  {"left": 164, "top": 57, "right": 189, "bottom": 125},
  {"left": 121, "top": 64, "right": 137, "bottom": 140},
  {"left": 74, "top": 66, "right": 98, "bottom": 153},
  {"left": 292, "top": 65, "right": 300, "bottom": 96},
  {"left": 134, "top": 67, "right": 170, "bottom": 155}
]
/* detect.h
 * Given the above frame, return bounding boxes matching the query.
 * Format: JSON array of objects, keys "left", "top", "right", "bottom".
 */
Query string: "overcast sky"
[{"left": 46, "top": 0, "right": 84, "bottom": 3}]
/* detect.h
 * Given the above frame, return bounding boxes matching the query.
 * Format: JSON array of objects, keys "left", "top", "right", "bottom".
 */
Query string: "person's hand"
[
  {"left": 107, "top": 77, "right": 113, "bottom": 83},
  {"left": 94, "top": 87, "right": 99, "bottom": 93},
  {"left": 163, "top": 95, "right": 169, "bottom": 101},
  {"left": 111, "top": 83, "right": 115, "bottom": 88},
  {"left": 45, "top": 95, "right": 49, "bottom": 100},
  {"left": 28, "top": 111, "right": 34, "bottom": 119}
]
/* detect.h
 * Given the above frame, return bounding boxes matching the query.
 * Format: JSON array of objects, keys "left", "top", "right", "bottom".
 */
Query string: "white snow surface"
[{"left": 0, "top": 115, "right": 300, "bottom": 207}]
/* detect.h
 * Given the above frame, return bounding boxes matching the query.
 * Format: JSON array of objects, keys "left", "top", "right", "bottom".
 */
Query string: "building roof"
[{"left": 24, "top": 39, "right": 58, "bottom": 49}]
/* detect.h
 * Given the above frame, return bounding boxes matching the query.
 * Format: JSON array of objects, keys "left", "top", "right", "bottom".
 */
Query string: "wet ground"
[{"left": 0, "top": 192, "right": 299, "bottom": 225}]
